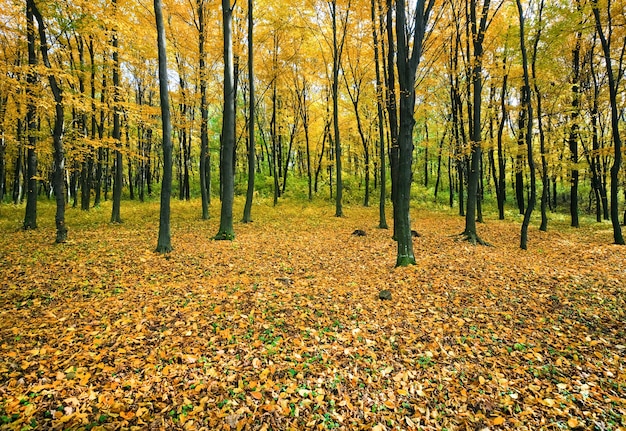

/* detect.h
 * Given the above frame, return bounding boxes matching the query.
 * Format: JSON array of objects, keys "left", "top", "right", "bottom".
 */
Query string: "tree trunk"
[
  {"left": 296, "top": 78, "right": 313, "bottom": 201},
  {"left": 569, "top": 9, "right": 582, "bottom": 228},
  {"left": 517, "top": 0, "right": 536, "bottom": 250},
  {"left": 242, "top": 0, "right": 255, "bottom": 223},
  {"left": 493, "top": 57, "right": 508, "bottom": 220},
  {"left": 592, "top": 0, "right": 624, "bottom": 245},
  {"left": 386, "top": 0, "right": 399, "bottom": 238},
  {"left": 463, "top": 0, "right": 493, "bottom": 245},
  {"left": 373, "top": 0, "right": 387, "bottom": 228},
  {"left": 532, "top": 1, "right": 548, "bottom": 232},
  {"left": 394, "top": 0, "right": 433, "bottom": 265},
  {"left": 110, "top": 0, "right": 123, "bottom": 223},
  {"left": 23, "top": 0, "right": 38, "bottom": 230},
  {"left": 198, "top": 0, "right": 210, "bottom": 219},
  {"left": 76, "top": 37, "right": 91, "bottom": 212},
  {"left": 94, "top": 49, "right": 107, "bottom": 207},
  {"left": 330, "top": 0, "right": 349, "bottom": 217},
  {"left": 126, "top": 123, "right": 134, "bottom": 200},
  {"left": 515, "top": 106, "right": 526, "bottom": 215},
  {"left": 434, "top": 129, "right": 446, "bottom": 200},
  {"left": 154, "top": 0, "right": 173, "bottom": 253},
  {"left": 30, "top": 0, "right": 67, "bottom": 242},
  {"left": 12, "top": 123, "right": 23, "bottom": 205},
  {"left": 589, "top": 37, "right": 606, "bottom": 223},
  {"left": 0, "top": 94, "right": 7, "bottom": 202},
  {"left": 215, "top": 0, "right": 236, "bottom": 240}
]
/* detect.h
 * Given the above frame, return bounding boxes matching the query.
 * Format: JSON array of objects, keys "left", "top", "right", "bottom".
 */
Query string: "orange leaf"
[
  {"left": 119, "top": 411, "right": 135, "bottom": 420},
  {"left": 567, "top": 418, "right": 579, "bottom": 428},
  {"left": 492, "top": 417, "right": 505, "bottom": 425}
]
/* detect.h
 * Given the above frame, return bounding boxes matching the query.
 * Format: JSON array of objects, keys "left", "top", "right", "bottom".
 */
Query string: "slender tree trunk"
[
  {"left": 215, "top": 0, "right": 236, "bottom": 240},
  {"left": 75, "top": 37, "right": 91, "bottom": 212},
  {"left": 0, "top": 103, "right": 5, "bottom": 202},
  {"left": 386, "top": 0, "right": 399, "bottom": 238},
  {"left": 281, "top": 119, "right": 298, "bottom": 195},
  {"left": 463, "top": 0, "right": 495, "bottom": 245},
  {"left": 314, "top": 118, "right": 329, "bottom": 194},
  {"left": 110, "top": 0, "right": 123, "bottom": 223},
  {"left": 296, "top": 79, "right": 313, "bottom": 201},
  {"left": 517, "top": 0, "right": 536, "bottom": 250},
  {"left": 243, "top": 0, "right": 255, "bottom": 223},
  {"left": 271, "top": 72, "right": 279, "bottom": 206},
  {"left": 530, "top": 0, "right": 548, "bottom": 232},
  {"left": 434, "top": 129, "right": 446, "bottom": 199},
  {"left": 330, "top": 0, "right": 350, "bottom": 217},
  {"left": 12, "top": 122, "right": 23, "bottom": 205},
  {"left": 30, "top": 0, "right": 67, "bottom": 242},
  {"left": 154, "top": 0, "right": 173, "bottom": 253},
  {"left": 569, "top": 9, "right": 582, "bottom": 228},
  {"left": 94, "top": 51, "right": 106, "bottom": 207},
  {"left": 495, "top": 58, "right": 508, "bottom": 220},
  {"left": 198, "top": 0, "right": 209, "bottom": 219},
  {"left": 592, "top": 0, "right": 624, "bottom": 244},
  {"left": 23, "top": 0, "right": 37, "bottom": 230},
  {"left": 372, "top": 0, "right": 387, "bottom": 228},
  {"left": 515, "top": 106, "right": 526, "bottom": 215},
  {"left": 589, "top": 39, "right": 606, "bottom": 222},
  {"left": 126, "top": 122, "right": 134, "bottom": 200}
]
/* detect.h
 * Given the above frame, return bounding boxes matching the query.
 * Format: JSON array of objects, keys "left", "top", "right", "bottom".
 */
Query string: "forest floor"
[{"left": 0, "top": 199, "right": 625, "bottom": 431}]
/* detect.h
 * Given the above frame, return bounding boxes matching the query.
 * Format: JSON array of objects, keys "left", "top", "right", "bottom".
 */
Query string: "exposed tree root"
[
  {"left": 214, "top": 231, "right": 235, "bottom": 241},
  {"left": 455, "top": 231, "right": 493, "bottom": 246}
]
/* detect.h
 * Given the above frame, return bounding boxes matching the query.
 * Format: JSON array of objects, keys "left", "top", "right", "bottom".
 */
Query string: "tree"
[
  {"left": 23, "top": 0, "right": 38, "bottom": 230},
  {"left": 329, "top": 0, "right": 351, "bottom": 217},
  {"left": 198, "top": 0, "right": 210, "bottom": 220},
  {"left": 568, "top": 0, "right": 583, "bottom": 228},
  {"left": 294, "top": 74, "right": 313, "bottom": 201},
  {"left": 591, "top": 0, "right": 625, "bottom": 245},
  {"left": 530, "top": 0, "right": 548, "bottom": 232},
  {"left": 343, "top": 25, "right": 373, "bottom": 207},
  {"left": 385, "top": 0, "right": 399, "bottom": 239},
  {"left": 371, "top": 0, "right": 387, "bottom": 229},
  {"left": 242, "top": 0, "right": 255, "bottom": 223},
  {"left": 30, "top": 0, "right": 68, "bottom": 243},
  {"left": 517, "top": 0, "right": 535, "bottom": 250},
  {"left": 461, "top": 0, "right": 501, "bottom": 245},
  {"left": 0, "top": 92, "right": 6, "bottom": 202},
  {"left": 110, "top": 0, "right": 123, "bottom": 224},
  {"left": 154, "top": 0, "right": 173, "bottom": 253},
  {"left": 394, "top": 0, "right": 435, "bottom": 266},
  {"left": 215, "top": 0, "right": 235, "bottom": 240}
]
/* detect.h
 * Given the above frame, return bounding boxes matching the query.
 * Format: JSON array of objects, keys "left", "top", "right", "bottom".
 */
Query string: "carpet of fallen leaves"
[{"left": 1, "top": 199, "right": 625, "bottom": 431}]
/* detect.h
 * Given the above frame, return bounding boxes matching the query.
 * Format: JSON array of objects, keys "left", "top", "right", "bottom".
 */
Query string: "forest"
[
  {"left": 0, "top": 0, "right": 625, "bottom": 252},
  {"left": 0, "top": 0, "right": 625, "bottom": 429}
]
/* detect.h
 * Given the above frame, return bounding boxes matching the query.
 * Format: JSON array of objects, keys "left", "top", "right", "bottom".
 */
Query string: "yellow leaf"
[
  {"left": 259, "top": 368, "right": 270, "bottom": 381},
  {"left": 397, "top": 389, "right": 409, "bottom": 396}
]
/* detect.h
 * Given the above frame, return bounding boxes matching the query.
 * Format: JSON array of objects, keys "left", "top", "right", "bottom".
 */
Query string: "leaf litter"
[{"left": 0, "top": 201, "right": 625, "bottom": 430}]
